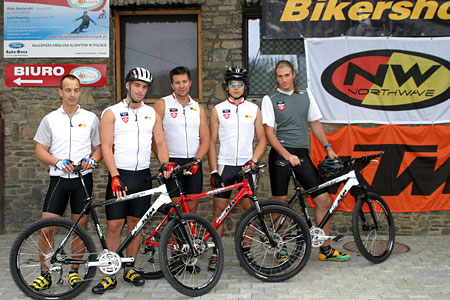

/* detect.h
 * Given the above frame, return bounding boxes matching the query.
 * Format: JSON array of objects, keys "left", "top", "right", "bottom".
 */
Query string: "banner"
[
  {"left": 310, "top": 125, "right": 450, "bottom": 212},
  {"left": 4, "top": 0, "right": 109, "bottom": 58},
  {"left": 5, "top": 64, "right": 107, "bottom": 87},
  {"left": 262, "top": 0, "right": 450, "bottom": 38},
  {"left": 305, "top": 37, "right": 450, "bottom": 124}
]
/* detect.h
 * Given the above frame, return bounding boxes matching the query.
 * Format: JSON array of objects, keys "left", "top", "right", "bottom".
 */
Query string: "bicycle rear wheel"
[
  {"left": 234, "top": 205, "right": 311, "bottom": 282},
  {"left": 159, "top": 213, "right": 224, "bottom": 297},
  {"left": 9, "top": 218, "right": 97, "bottom": 300},
  {"left": 352, "top": 192, "right": 395, "bottom": 264}
]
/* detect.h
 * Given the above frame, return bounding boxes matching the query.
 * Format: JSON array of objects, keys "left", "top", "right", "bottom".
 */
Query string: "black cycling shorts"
[
  {"left": 105, "top": 168, "right": 152, "bottom": 220},
  {"left": 43, "top": 173, "right": 93, "bottom": 216},
  {"left": 165, "top": 157, "right": 203, "bottom": 198},
  {"left": 268, "top": 147, "right": 326, "bottom": 199},
  {"left": 215, "top": 165, "right": 254, "bottom": 199}
]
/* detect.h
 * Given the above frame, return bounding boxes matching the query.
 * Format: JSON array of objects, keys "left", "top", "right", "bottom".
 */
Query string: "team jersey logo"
[
  {"left": 245, "top": 115, "right": 253, "bottom": 119},
  {"left": 222, "top": 109, "right": 231, "bottom": 119},
  {"left": 277, "top": 100, "right": 285, "bottom": 111},
  {"left": 78, "top": 124, "right": 86, "bottom": 127},
  {"left": 120, "top": 112, "right": 129, "bottom": 123},
  {"left": 190, "top": 107, "right": 197, "bottom": 111},
  {"left": 145, "top": 116, "right": 152, "bottom": 119},
  {"left": 170, "top": 108, "right": 178, "bottom": 118}
]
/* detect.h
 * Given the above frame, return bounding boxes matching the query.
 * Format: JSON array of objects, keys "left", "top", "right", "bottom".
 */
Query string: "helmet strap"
[{"left": 127, "top": 86, "right": 139, "bottom": 103}]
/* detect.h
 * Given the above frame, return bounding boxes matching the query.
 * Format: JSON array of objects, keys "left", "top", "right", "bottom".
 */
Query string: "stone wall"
[{"left": 1, "top": 1, "right": 449, "bottom": 236}]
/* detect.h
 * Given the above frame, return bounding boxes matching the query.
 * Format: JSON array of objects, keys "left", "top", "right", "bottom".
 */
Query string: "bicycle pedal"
[{"left": 333, "top": 235, "right": 344, "bottom": 242}]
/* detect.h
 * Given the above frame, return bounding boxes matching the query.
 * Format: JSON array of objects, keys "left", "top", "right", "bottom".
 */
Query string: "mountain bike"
[
  {"left": 136, "top": 161, "right": 311, "bottom": 283},
  {"left": 257, "top": 152, "right": 395, "bottom": 264},
  {"left": 9, "top": 165, "right": 224, "bottom": 300}
]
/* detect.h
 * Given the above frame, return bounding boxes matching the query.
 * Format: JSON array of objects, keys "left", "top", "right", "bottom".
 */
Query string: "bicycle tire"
[
  {"left": 352, "top": 192, "right": 395, "bottom": 264},
  {"left": 234, "top": 205, "right": 311, "bottom": 282},
  {"left": 9, "top": 218, "right": 97, "bottom": 300},
  {"left": 159, "top": 213, "right": 224, "bottom": 297}
]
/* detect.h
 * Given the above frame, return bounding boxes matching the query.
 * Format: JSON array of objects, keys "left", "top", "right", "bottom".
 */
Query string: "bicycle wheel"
[
  {"left": 235, "top": 205, "right": 311, "bottom": 282},
  {"left": 134, "top": 221, "right": 164, "bottom": 280},
  {"left": 352, "top": 192, "right": 395, "bottom": 264},
  {"left": 159, "top": 213, "right": 224, "bottom": 297},
  {"left": 9, "top": 218, "right": 97, "bottom": 300}
]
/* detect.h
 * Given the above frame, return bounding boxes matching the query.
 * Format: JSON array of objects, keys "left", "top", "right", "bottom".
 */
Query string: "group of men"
[{"left": 30, "top": 61, "right": 350, "bottom": 295}]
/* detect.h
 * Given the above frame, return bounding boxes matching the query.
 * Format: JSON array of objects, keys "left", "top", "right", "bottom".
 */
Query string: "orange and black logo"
[{"left": 321, "top": 50, "right": 450, "bottom": 111}]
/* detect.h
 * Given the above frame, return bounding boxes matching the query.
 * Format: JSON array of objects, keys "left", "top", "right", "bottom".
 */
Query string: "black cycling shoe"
[
  {"left": 123, "top": 269, "right": 145, "bottom": 286},
  {"left": 91, "top": 276, "right": 117, "bottom": 294}
]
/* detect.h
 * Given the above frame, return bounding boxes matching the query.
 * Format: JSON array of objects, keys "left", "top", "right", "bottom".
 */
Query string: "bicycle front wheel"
[
  {"left": 9, "top": 218, "right": 97, "bottom": 300},
  {"left": 352, "top": 192, "right": 395, "bottom": 264},
  {"left": 234, "top": 205, "right": 311, "bottom": 282},
  {"left": 159, "top": 213, "right": 224, "bottom": 297}
]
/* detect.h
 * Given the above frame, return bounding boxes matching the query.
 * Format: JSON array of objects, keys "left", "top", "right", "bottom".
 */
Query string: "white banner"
[
  {"left": 4, "top": 0, "right": 109, "bottom": 58},
  {"left": 305, "top": 37, "right": 450, "bottom": 124}
]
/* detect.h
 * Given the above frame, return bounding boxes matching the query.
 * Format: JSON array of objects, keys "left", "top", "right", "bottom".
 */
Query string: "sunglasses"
[{"left": 228, "top": 82, "right": 245, "bottom": 88}]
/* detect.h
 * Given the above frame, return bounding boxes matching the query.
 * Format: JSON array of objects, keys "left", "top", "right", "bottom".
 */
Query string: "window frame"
[{"left": 114, "top": 9, "right": 202, "bottom": 103}]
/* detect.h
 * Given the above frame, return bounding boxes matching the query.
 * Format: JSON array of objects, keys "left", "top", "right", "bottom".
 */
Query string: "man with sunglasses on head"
[
  {"left": 207, "top": 66, "right": 266, "bottom": 271},
  {"left": 153, "top": 66, "right": 210, "bottom": 212},
  {"left": 93, "top": 67, "right": 172, "bottom": 294}
]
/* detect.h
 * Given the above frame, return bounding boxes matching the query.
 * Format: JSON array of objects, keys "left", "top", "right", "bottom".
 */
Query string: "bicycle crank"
[
  {"left": 309, "top": 227, "right": 342, "bottom": 247},
  {"left": 88, "top": 250, "right": 135, "bottom": 275}
]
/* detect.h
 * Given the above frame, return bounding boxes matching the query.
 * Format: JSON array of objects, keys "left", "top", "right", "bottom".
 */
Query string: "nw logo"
[{"left": 321, "top": 50, "right": 450, "bottom": 111}]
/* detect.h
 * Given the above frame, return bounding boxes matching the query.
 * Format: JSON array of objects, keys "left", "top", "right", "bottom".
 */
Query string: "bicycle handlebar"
[{"left": 239, "top": 163, "right": 266, "bottom": 177}]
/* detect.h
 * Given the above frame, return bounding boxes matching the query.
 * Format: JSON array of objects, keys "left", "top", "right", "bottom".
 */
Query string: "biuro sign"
[
  {"left": 321, "top": 50, "right": 450, "bottom": 111},
  {"left": 310, "top": 125, "right": 450, "bottom": 212}
]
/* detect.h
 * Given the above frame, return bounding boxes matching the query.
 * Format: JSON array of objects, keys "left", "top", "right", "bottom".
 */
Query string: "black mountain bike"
[
  {"left": 10, "top": 165, "right": 224, "bottom": 300},
  {"left": 256, "top": 152, "right": 395, "bottom": 264}
]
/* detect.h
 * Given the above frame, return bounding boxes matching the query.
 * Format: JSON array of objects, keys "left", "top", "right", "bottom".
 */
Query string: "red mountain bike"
[{"left": 136, "top": 161, "right": 311, "bottom": 283}]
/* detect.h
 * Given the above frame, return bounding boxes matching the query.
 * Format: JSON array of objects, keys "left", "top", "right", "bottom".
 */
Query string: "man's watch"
[
  {"left": 251, "top": 158, "right": 258, "bottom": 164},
  {"left": 324, "top": 143, "right": 332, "bottom": 149}
]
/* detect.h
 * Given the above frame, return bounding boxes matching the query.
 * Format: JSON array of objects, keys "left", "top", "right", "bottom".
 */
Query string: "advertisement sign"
[
  {"left": 4, "top": 0, "right": 109, "bottom": 58},
  {"left": 263, "top": 0, "right": 450, "bottom": 38},
  {"left": 311, "top": 125, "right": 450, "bottom": 212},
  {"left": 5, "top": 64, "right": 107, "bottom": 87},
  {"left": 305, "top": 37, "right": 450, "bottom": 124}
]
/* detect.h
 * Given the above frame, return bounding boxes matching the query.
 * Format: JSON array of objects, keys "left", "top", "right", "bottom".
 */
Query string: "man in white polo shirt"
[{"left": 31, "top": 74, "right": 102, "bottom": 291}]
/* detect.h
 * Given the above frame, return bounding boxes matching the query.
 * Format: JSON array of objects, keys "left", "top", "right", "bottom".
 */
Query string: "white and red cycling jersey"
[
  {"left": 102, "top": 100, "right": 156, "bottom": 171},
  {"left": 215, "top": 98, "right": 258, "bottom": 166},
  {"left": 161, "top": 93, "right": 201, "bottom": 158}
]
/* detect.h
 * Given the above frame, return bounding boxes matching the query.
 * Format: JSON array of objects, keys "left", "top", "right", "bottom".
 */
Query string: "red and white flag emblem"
[
  {"left": 223, "top": 109, "right": 231, "bottom": 119},
  {"left": 120, "top": 112, "right": 129, "bottom": 123},
  {"left": 277, "top": 101, "right": 285, "bottom": 111},
  {"left": 170, "top": 108, "right": 178, "bottom": 118}
]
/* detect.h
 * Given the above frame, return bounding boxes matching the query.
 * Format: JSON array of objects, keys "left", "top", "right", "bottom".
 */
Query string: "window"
[
  {"left": 243, "top": 9, "right": 307, "bottom": 96},
  {"left": 115, "top": 10, "right": 202, "bottom": 102}
]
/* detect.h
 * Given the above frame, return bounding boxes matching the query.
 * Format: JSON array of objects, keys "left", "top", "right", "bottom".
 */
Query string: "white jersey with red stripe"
[
  {"left": 215, "top": 98, "right": 258, "bottom": 166},
  {"left": 161, "top": 93, "right": 201, "bottom": 158},
  {"left": 103, "top": 100, "right": 156, "bottom": 171}
]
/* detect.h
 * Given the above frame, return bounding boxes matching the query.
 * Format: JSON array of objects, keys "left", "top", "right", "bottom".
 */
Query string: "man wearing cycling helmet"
[
  {"left": 153, "top": 66, "right": 210, "bottom": 212},
  {"left": 207, "top": 66, "right": 266, "bottom": 271},
  {"left": 30, "top": 74, "right": 102, "bottom": 291},
  {"left": 93, "top": 67, "right": 172, "bottom": 294},
  {"left": 261, "top": 60, "right": 350, "bottom": 262}
]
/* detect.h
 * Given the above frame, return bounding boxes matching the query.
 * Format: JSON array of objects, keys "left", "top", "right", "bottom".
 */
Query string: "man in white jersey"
[
  {"left": 154, "top": 66, "right": 210, "bottom": 213},
  {"left": 261, "top": 60, "right": 350, "bottom": 262},
  {"left": 207, "top": 66, "right": 266, "bottom": 271},
  {"left": 92, "top": 67, "right": 172, "bottom": 294},
  {"left": 31, "top": 74, "right": 102, "bottom": 291}
]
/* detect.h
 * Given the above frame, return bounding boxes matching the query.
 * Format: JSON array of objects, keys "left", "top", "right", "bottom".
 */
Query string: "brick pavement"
[{"left": 1, "top": 234, "right": 449, "bottom": 300}]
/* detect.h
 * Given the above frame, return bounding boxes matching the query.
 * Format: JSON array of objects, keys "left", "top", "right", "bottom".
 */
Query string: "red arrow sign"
[{"left": 5, "top": 64, "right": 107, "bottom": 87}]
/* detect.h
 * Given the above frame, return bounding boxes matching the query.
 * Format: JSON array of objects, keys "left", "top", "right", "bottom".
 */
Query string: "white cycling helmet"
[{"left": 125, "top": 67, "right": 153, "bottom": 86}]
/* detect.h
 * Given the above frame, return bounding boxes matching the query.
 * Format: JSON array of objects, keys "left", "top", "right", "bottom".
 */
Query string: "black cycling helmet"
[
  {"left": 318, "top": 157, "right": 344, "bottom": 177},
  {"left": 125, "top": 67, "right": 153, "bottom": 86},
  {"left": 224, "top": 66, "right": 249, "bottom": 83}
]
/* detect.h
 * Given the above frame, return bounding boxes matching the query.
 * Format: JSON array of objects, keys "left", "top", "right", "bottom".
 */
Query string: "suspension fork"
[
  {"left": 250, "top": 195, "right": 278, "bottom": 247},
  {"left": 171, "top": 204, "right": 200, "bottom": 256}
]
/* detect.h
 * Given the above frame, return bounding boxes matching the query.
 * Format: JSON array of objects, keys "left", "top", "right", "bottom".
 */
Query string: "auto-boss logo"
[{"left": 321, "top": 50, "right": 450, "bottom": 111}]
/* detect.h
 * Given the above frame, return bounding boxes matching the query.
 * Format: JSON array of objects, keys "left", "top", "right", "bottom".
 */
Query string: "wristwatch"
[{"left": 324, "top": 143, "right": 332, "bottom": 149}]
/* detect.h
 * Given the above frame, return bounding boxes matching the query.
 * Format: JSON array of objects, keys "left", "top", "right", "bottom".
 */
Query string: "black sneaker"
[
  {"left": 29, "top": 272, "right": 52, "bottom": 291},
  {"left": 91, "top": 276, "right": 117, "bottom": 294},
  {"left": 123, "top": 269, "right": 145, "bottom": 286}
]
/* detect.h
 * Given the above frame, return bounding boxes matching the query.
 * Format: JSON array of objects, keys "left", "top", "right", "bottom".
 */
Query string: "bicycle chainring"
[
  {"left": 98, "top": 251, "right": 122, "bottom": 275},
  {"left": 310, "top": 227, "right": 325, "bottom": 247}
]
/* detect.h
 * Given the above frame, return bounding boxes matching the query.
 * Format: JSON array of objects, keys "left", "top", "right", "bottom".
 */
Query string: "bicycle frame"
[{"left": 53, "top": 169, "right": 189, "bottom": 270}]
